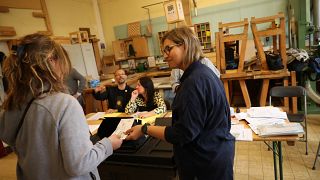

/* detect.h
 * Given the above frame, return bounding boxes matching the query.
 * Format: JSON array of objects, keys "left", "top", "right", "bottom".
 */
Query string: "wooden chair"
[
  {"left": 251, "top": 12, "right": 291, "bottom": 107},
  {"left": 217, "top": 18, "right": 251, "bottom": 107}
]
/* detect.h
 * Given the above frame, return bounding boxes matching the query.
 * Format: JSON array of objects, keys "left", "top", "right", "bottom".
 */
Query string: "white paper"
[
  {"left": 87, "top": 112, "right": 105, "bottom": 121},
  {"left": 230, "top": 124, "right": 253, "bottom": 141},
  {"left": 89, "top": 125, "right": 100, "bottom": 134},
  {"left": 112, "top": 118, "right": 135, "bottom": 139}
]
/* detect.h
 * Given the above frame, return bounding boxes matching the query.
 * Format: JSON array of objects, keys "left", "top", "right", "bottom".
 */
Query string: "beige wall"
[
  {"left": 98, "top": 0, "right": 235, "bottom": 55},
  {"left": 0, "top": 0, "right": 97, "bottom": 40}
]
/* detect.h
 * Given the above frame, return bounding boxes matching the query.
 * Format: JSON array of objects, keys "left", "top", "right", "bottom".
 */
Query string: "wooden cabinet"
[
  {"left": 132, "top": 36, "right": 149, "bottom": 58},
  {"left": 112, "top": 36, "right": 149, "bottom": 61},
  {"left": 112, "top": 40, "right": 126, "bottom": 61},
  {"left": 194, "top": 22, "right": 213, "bottom": 52}
]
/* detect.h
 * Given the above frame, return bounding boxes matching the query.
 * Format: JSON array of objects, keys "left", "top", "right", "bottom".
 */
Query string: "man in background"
[{"left": 93, "top": 69, "right": 134, "bottom": 113}]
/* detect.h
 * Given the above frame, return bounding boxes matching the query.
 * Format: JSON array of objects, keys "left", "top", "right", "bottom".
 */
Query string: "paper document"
[
  {"left": 247, "top": 107, "right": 287, "bottom": 119},
  {"left": 112, "top": 118, "right": 135, "bottom": 139},
  {"left": 89, "top": 125, "right": 100, "bottom": 134},
  {"left": 258, "top": 123, "right": 304, "bottom": 137},
  {"left": 230, "top": 124, "right": 253, "bottom": 141},
  {"left": 87, "top": 112, "right": 105, "bottom": 121}
]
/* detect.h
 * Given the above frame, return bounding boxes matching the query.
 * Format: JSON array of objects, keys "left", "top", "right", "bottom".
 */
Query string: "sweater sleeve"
[
  {"left": 59, "top": 97, "right": 113, "bottom": 176},
  {"left": 125, "top": 99, "right": 137, "bottom": 114},
  {"left": 73, "top": 69, "right": 86, "bottom": 93}
]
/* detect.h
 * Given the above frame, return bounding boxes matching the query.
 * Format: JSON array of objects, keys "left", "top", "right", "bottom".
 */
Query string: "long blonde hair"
[
  {"left": 2, "top": 33, "right": 71, "bottom": 110},
  {"left": 161, "top": 26, "right": 204, "bottom": 70}
]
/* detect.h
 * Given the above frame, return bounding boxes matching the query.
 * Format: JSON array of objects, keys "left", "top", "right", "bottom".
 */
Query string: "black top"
[
  {"left": 164, "top": 61, "right": 235, "bottom": 179},
  {"left": 93, "top": 85, "right": 134, "bottom": 112}
]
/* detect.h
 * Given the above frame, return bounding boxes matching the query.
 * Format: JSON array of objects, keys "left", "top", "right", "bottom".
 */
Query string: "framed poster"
[{"left": 163, "top": 0, "right": 184, "bottom": 23}]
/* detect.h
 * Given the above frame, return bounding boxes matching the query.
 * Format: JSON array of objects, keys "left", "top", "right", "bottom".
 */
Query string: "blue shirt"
[{"left": 164, "top": 61, "right": 235, "bottom": 179}]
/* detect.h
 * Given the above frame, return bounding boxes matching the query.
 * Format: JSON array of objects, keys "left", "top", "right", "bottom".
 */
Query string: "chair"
[
  {"left": 269, "top": 86, "right": 308, "bottom": 155},
  {"left": 312, "top": 142, "right": 320, "bottom": 170}
]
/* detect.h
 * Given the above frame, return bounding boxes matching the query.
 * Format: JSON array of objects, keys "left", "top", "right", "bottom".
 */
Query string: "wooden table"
[{"left": 165, "top": 111, "right": 298, "bottom": 180}]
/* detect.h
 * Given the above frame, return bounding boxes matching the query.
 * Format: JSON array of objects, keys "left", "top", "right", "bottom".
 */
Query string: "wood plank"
[
  {"left": 0, "top": 6, "right": 9, "bottom": 12},
  {"left": 39, "top": 0, "right": 52, "bottom": 35},
  {"left": 259, "top": 79, "right": 269, "bottom": 106},
  {"left": 218, "top": 18, "right": 249, "bottom": 29},
  {"left": 291, "top": 71, "right": 297, "bottom": 113},
  {"left": 223, "top": 80, "right": 230, "bottom": 104},
  {"left": 0, "top": 26, "right": 16, "bottom": 36},
  {"left": 239, "top": 80, "right": 251, "bottom": 108},
  {"left": 221, "top": 34, "right": 247, "bottom": 42},
  {"left": 256, "top": 28, "right": 283, "bottom": 37},
  {"left": 0, "top": 0, "right": 41, "bottom": 10},
  {"left": 250, "top": 12, "right": 284, "bottom": 24},
  {"left": 283, "top": 78, "right": 289, "bottom": 111},
  {"left": 215, "top": 32, "right": 221, "bottom": 71}
]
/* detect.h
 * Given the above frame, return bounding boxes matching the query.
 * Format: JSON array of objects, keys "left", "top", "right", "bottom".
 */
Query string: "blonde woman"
[
  {"left": 0, "top": 33, "right": 122, "bottom": 180},
  {"left": 125, "top": 27, "right": 234, "bottom": 180}
]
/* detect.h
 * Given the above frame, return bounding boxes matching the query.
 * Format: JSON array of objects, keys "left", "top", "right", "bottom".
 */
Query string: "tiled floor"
[{"left": 1, "top": 115, "right": 320, "bottom": 180}]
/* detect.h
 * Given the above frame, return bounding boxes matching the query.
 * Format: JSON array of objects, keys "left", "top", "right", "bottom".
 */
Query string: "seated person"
[
  {"left": 93, "top": 69, "right": 134, "bottom": 113},
  {"left": 125, "top": 76, "right": 167, "bottom": 118},
  {"left": 171, "top": 57, "right": 220, "bottom": 92}
]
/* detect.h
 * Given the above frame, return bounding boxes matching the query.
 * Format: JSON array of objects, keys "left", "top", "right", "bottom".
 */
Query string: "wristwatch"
[{"left": 141, "top": 123, "right": 150, "bottom": 135}]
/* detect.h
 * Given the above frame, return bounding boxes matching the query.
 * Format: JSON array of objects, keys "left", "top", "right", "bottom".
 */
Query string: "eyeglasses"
[{"left": 162, "top": 44, "right": 181, "bottom": 55}]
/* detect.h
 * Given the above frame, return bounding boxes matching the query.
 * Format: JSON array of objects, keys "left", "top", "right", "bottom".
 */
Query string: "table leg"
[
  {"left": 278, "top": 141, "right": 283, "bottom": 180},
  {"left": 273, "top": 142, "right": 278, "bottom": 180}
]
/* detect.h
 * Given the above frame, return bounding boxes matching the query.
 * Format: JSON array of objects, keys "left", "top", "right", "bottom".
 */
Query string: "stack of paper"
[
  {"left": 244, "top": 107, "right": 287, "bottom": 135},
  {"left": 258, "top": 123, "right": 304, "bottom": 137},
  {"left": 230, "top": 124, "right": 253, "bottom": 141}
]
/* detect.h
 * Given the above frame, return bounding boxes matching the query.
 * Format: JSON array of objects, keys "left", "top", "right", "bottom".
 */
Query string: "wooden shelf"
[{"left": 194, "top": 22, "right": 212, "bottom": 52}]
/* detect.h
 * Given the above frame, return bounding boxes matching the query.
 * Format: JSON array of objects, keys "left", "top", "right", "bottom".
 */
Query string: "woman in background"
[
  {"left": 0, "top": 33, "right": 122, "bottom": 180},
  {"left": 125, "top": 76, "right": 166, "bottom": 118}
]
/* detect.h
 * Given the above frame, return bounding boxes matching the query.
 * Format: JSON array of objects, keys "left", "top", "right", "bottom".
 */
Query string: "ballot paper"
[
  {"left": 89, "top": 125, "right": 100, "bottom": 134},
  {"left": 258, "top": 123, "right": 304, "bottom": 137},
  {"left": 247, "top": 107, "right": 287, "bottom": 119},
  {"left": 87, "top": 112, "right": 105, "bottom": 121},
  {"left": 112, "top": 118, "right": 135, "bottom": 140},
  {"left": 230, "top": 124, "right": 253, "bottom": 141}
]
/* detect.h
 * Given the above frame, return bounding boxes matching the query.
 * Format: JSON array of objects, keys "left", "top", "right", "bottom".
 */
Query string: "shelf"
[{"left": 194, "top": 22, "right": 213, "bottom": 52}]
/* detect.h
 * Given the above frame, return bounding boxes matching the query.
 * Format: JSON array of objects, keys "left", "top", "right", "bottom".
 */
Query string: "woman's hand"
[
  {"left": 105, "top": 109, "right": 117, "bottom": 114},
  {"left": 130, "top": 90, "right": 139, "bottom": 101},
  {"left": 125, "top": 125, "right": 143, "bottom": 140},
  {"left": 136, "top": 111, "right": 154, "bottom": 118},
  {"left": 108, "top": 134, "right": 123, "bottom": 150}
]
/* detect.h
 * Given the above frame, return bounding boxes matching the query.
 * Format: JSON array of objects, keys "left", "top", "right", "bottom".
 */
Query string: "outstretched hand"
[
  {"left": 108, "top": 134, "right": 123, "bottom": 150},
  {"left": 125, "top": 125, "right": 144, "bottom": 140}
]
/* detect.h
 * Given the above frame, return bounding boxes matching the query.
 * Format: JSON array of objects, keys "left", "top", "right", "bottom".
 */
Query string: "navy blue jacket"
[{"left": 164, "top": 61, "right": 235, "bottom": 180}]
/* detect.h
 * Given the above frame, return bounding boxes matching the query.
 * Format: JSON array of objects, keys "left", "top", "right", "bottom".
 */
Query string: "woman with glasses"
[
  {"left": 125, "top": 76, "right": 166, "bottom": 118},
  {"left": 125, "top": 27, "right": 234, "bottom": 180},
  {"left": 0, "top": 33, "right": 123, "bottom": 179}
]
